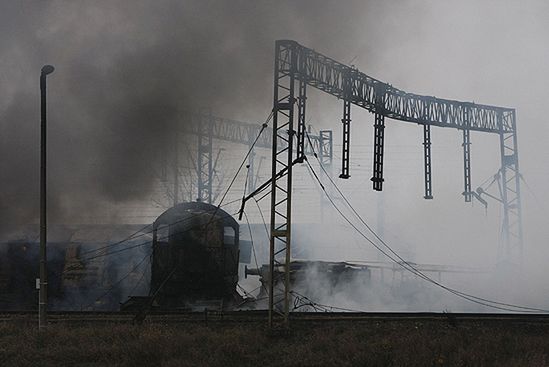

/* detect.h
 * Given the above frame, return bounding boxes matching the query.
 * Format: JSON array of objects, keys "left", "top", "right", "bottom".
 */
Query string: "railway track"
[{"left": 2, "top": 310, "right": 549, "bottom": 324}]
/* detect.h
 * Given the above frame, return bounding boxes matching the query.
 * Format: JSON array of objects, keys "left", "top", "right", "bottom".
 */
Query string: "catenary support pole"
[
  {"left": 423, "top": 124, "right": 433, "bottom": 199},
  {"left": 173, "top": 129, "right": 179, "bottom": 206},
  {"left": 462, "top": 129, "right": 472, "bottom": 202}
]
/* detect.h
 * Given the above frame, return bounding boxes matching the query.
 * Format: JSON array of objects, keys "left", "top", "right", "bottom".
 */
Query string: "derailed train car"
[
  {"left": 123, "top": 202, "right": 244, "bottom": 311},
  {"left": 152, "top": 202, "right": 241, "bottom": 307},
  {"left": 0, "top": 202, "right": 248, "bottom": 311}
]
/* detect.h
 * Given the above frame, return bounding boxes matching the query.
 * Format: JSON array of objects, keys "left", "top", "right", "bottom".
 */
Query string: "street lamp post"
[{"left": 39, "top": 64, "right": 54, "bottom": 329}]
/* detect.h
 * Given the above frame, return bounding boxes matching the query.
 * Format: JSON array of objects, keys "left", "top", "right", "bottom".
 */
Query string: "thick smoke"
[
  {"left": 0, "top": 0, "right": 370, "bottom": 233},
  {"left": 2, "top": 1, "right": 549, "bottom": 311}
]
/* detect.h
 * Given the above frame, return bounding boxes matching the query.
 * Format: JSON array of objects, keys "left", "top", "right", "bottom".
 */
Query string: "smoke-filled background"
[{"left": 1, "top": 0, "right": 549, "bottom": 311}]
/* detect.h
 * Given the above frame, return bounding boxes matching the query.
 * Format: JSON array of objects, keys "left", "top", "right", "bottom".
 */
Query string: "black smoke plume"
[{"left": 0, "top": 0, "right": 367, "bottom": 233}]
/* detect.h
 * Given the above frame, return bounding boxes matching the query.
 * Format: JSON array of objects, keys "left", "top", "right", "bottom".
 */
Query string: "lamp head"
[{"left": 41, "top": 65, "right": 55, "bottom": 75}]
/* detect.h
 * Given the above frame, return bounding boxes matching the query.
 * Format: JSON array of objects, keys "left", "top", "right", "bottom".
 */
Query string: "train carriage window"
[{"left": 224, "top": 227, "right": 235, "bottom": 245}]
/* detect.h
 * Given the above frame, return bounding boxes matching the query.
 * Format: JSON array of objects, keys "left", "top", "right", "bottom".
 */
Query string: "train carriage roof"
[{"left": 153, "top": 202, "right": 238, "bottom": 230}]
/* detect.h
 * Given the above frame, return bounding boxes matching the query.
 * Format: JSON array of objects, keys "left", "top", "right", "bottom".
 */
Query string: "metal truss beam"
[
  {"left": 498, "top": 110, "right": 523, "bottom": 264},
  {"left": 340, "top": 70, "right": 352, "bottom": 179},
  {"left": 176, "top": 111, "right": 332, "bottom": 203},
  {"left": 296, "top": 79, "right": 307, "bottom": 162},
  {"left": 423, "top": 125, "right": 433, "bottom": 199},
  {"left": 184, "top": 112, "right": 270, "bottom": 148},
  {"left": 196, "top": 110, "right": 213, "bottom": 204},
  {"left": 371, "top": 113, "right": 385, "bottom": 191},
  {"left": 319, "top": 130, "right": 333, "bottom": 167},
  {"left": 339, "top": 99, "right": 351, "bottom": 179},
  {"left": 462, "top": 129, "right": 472, "bottom": 202},
  {"left": 269, "top": 40, "right": 296, "bottom": 327},
  {"left": 278, "top": 40, "right": 514, "bottom": 134},
  {"left": 173, "top": 130, "right": 179, "bottom": 205},
  {"left": 278, "top": 40, "right": 521, "bottom": 256},
  {"left": 266, "top": 40, "right": 524, "bottom": 327},
  {"left": 182, "top": 111, "right": 328, "bottom": 155}
]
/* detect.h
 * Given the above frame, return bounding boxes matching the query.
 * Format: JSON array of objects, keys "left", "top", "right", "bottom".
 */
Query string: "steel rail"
[{"left": 2, "top": 310, "right": 549, "bottom": 323}]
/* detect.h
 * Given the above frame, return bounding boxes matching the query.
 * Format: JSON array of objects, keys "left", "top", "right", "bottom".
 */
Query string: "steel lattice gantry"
[
  {"left": 182, "top": 111, "right": 328, "bottom": 153},
  {"left": 195, "top": 108, "right": 214, "bottom": 204},
  {"left": 173, "top": 110, "right": 332, "bottom": 204},
  {"left": 269, "top": 39, "right": 523, "bottom": 327}
]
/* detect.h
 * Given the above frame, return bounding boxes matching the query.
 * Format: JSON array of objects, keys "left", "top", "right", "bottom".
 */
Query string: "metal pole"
[
  {"left": 39, "top": 64, "right": 54, "bottom": 329},
  {"left": 462, "top": 128, "right": 472, "bottom": 202},
  {"left": 173, "top": 129, "right": 179, "bottom": 206},
  {"left": 423, "top": 124, "right": 433, "bottom": 199}
]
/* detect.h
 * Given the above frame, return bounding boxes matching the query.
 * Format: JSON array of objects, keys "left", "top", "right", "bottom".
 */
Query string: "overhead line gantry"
[
  {"left": 168, "top": 110, "right": 333, "bottom": 204},
  {"left": 267, "top": 39, "right": 522, "bottom": 327}
]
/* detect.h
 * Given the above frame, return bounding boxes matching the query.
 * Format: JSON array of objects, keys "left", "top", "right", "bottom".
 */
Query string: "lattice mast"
[
  {"left": 268, "top": 39, "right": 523, "bottom": 327},
  {"left": 165, "top": 110, "right": 333, "bottom": 207}
]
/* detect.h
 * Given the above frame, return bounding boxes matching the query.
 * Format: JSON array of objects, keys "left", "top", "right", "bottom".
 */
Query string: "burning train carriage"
[
  {"left": 147, "top": 202, "right": 241, "bottom": 310},
  {"left": 0, "top": 217, "right": 482, "bottom": 313},
  {"left": 0, "top": 204, "right": 246, "bottom": 312}
]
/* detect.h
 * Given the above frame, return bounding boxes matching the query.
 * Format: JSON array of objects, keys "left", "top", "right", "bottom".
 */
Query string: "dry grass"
[{"left": 0, "top": 319, "right": 548, "bottom": 366}]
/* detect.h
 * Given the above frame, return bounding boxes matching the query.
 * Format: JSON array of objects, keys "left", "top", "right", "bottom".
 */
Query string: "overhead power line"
[
  {"left": 205, "top": 111, "right": 272, "bottom": 227},
  {"left": 303, "top": 130, "right": 548, "bottom": 313},
  {"left": 82, "top": 252, "right": 151, "bottom": 311},
  {"left": 58, "top": 111, "right": 273, "bottom": 276},
  {"left": 76, "top": 197, "right": 243, "bottom": 260},
  {"left": 58, "top": 210, "right": 239, "bottom": 276}
]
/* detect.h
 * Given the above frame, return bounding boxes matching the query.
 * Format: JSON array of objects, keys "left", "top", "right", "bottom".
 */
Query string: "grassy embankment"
[{"left": 0, "top": 319, "right": 548, "bottom": 366}]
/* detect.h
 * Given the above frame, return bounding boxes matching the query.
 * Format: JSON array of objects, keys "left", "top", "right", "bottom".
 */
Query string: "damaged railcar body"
[
  {"left": 245, "top": 260, "right": 371, "bottom": 309},
  {"left": 1, "top": 203, "right": 250, "bottom": 312},
  {"left": 138, "top": 202, "right": 243, "bottom": 311}
]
